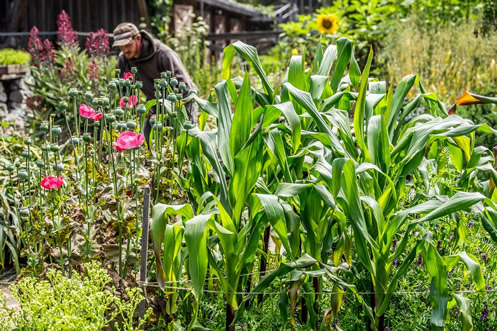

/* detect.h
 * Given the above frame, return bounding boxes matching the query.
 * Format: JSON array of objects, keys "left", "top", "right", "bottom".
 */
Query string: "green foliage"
[
  {"left": 28, "top": 45, "right": 115, "bottom": 129},
  {"left": 0, "top": 261, "right": 151, "bottom": 330},
  {"left": 379, "top": 17, "right": 497, "bottom": 149},
  {"left": 0, "top": 49, "right": 31, "bottom": 65}
]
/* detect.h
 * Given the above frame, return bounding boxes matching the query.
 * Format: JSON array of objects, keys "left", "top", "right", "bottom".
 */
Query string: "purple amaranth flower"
[
  {"left": 87, "top": 59, "right": 100, "bottom": 80},
  {"left": 481, "top": 301, "right": 488, "bottom": 321},
  {"left": 437, "top": 240, "right": 442, "bottom": 253},
  {"left": 468, "top": 221, "right": 474, "bottom": 228},
  {"left": 482, "top": 253, "right": 487, "bottom": 264},
  {"left": 393, "top": 258, "right": 398, "bottom": 267},
  {"left": 392, "top": 238, "right": 397, "bottom": 252},
  {"left": 385, "top": 328, "right": 391, "bottom": 331},
  {"left": 450, "top": 236, "right": 454, "bottom": 242},
  {"left": 449, "top": 267, "right": 456, "bottom": 274},
  {"left": 57, "top": 10, "right": 78, "bottom": 46},
  {"left": 28, "top": 26, "right": 43, "bottom": 64},
  {"left": 85, "top": 29, "right": 109, "bottom": 57},
  {"left": 42, "top": 39, "right": 55, "bottom": 64},
  {"left": 417, "top": 253, "right": 422, "bottom": 266}
]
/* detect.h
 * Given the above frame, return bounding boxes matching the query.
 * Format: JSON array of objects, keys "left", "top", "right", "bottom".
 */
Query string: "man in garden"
[{"left": 112, "top": 22, "right": 196, "bottom": 145}]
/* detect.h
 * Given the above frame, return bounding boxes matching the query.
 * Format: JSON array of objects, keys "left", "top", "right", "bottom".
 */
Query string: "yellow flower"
[
  {"left": 316, "top": 13, "right": 338, "bottom": 34},
  {"left": 291, "top": 48, "right": 299, "bottom": 55}
]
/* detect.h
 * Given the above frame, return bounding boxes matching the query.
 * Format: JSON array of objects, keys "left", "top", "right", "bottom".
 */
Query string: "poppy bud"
[
  {"left": 83, "top": 134, "right": 91, "bottom": 142},
  {"left": 155, "top": 92, "right": 161, "bottom": 99},
  {"left": 68, "top": 88, "right": 79, "bottom": 97},
  {"left": 176, "top": 94, "right": 182, "bottom": 100},
  {"left": 126, "top": 121, "right": 137, "bottom": 129},
  {"left": 15, "top": 162, "right": 21, "bottom": 168},
  {"left": 135, "top": 81, "right": 143, "bottom": 89},
  {"left": 18, "top": 171, "right": 28, "bottom": 180},
  {"left": 116, "top": 68, "right": 121, "bottom": 76},
  {"left": 6, "top": 165, "right": 14, "bottom": 172},
  {"left": 170, "top": 78, "right": 178, "bottom": 87}
]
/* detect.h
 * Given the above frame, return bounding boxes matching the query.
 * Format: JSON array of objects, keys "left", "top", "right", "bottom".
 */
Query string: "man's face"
[{"left": 119, "top": 35, "right": 141, "bottom": 59}]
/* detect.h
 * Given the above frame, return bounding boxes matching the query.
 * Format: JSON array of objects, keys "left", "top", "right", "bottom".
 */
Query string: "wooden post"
[{"left": 138, "top": 185, "right": 151, "bottom": 324}]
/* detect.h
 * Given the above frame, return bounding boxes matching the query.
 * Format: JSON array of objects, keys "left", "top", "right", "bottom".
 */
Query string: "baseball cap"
[{"left": 112, "top": 22, "right": 140, "bottom": 47}]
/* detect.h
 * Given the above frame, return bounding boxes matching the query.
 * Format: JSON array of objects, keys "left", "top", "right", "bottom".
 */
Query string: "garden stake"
[{"left": 139, "top": 185, "right": 150, "bottom": 323}]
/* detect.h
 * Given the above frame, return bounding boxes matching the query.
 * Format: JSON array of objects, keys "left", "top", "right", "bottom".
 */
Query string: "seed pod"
[
  {"left": 24, "top": 139, "right": 32, "bottom": 145},
  {"left": 159, "top": 79, "right": 168, "bottom": 88},
  {"left": 6, "top": 165, "right": 15, "bottom": 172},
  {"left": 135, "top": 81, "right": 143, "bottom": 89},
  {"left": 137, "top": 105, "right": 147, "bottom": 114},
  {"left": 84, "top": 92, "right": 93, "bottom": 100},
  {"left": 149, "top": 118, "right": 156, "bottom": 125},
  {"left": 123, "top": 79, "right": 131, "bottom": 87},
  {"left": 155, "top": 91, "right": 161, "bottom": 99},
  {"left": 40, "top": 121, "right": 49, "bottom": 131},
  {"left": 126, "top": 121, "right": 137, "bottom": 129},
  {"left": 122, "top": 96, "right": 129, "bottom": 104},
  {"left": 53, "top": 163, "right": 64, "bottom": 171},
  {"left": 178, "top": 82, "right": 187, "bottom": 91},
  {"left": 68, "top": 88, "right": 79, "bottom": 97},
  {"left": 21, "top": 151, "right": 31, "bottom": 159},
  {"left": 170, "top": 78, "right": 178, "bottom": 87},
  {"left": 117, "top": 122, "right": 127, "bottom": 130},
  {"left": 160, "top": 72, "right": 167, "bottom": 79},
  {"left": 15, "top": 162, "right": 21, "bottom": 168},
  {"left": 18, "top": 171, "right": 28, "bottom": 180},
  {"left": 114, "top": 109, "right": 124, "bottom": 117},
  {"left": 106, "top": 114, "right": 116, "bottom": 123},
  {"left": 36, "top": 161, "right": 44, "bottom": 168},
  {"left": 166, "top": 71, "right": 172, "bottom": 78},
  {"left": 131, "top": 67, "right": 138, "bottom": 74},
  {"left": 51, "top": 127, "right": 62, "bottom": 135},
  {"left": 58, "top": 101, "right": 68, "bottom": 110},
  {"left": 108, "top": 82, "right": 117, "bottom": 90},
  {"left": 83, "top": 134, "right": 91, "bottom": 142},
  {"left": 50, "top": 145, "right": 59, "bottom": 152},
  {"left": 19, "top": 209, "right": 30, "bottom": 217},
  {"left": 167, "top": 94, "right": 177, "bottom": 102}
]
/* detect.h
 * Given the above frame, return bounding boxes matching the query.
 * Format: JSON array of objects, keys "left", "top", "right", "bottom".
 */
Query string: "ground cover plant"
[{"left": 1, "top": 9, "right": 497, "bottom": 330}]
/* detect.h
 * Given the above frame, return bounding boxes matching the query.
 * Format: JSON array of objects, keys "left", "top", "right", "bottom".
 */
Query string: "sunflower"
[{"left": 316, "top": 13, "right": 338, "bottom": 34}]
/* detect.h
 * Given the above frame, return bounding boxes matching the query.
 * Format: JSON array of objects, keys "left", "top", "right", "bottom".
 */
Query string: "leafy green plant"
[
  {"left": 0, "top": 261, "right": 151, "bottom": 330},
  {"left": 0, "top": 49, "right": 30, "bottom": 65}
]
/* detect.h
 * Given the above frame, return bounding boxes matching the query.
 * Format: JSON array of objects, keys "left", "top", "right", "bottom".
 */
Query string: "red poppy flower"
[
  {"left": 120, "top": 95, "right": 138, "bottom": 108},
  {"left": 123, "top": 72, "right": 133, "bottom": 81},
  {"left": 41, "top": 176, "right": 64, "bottom": 189},
  {"left": 113, "top": 131, "right": 145, "bottom": 151},
  {"left": 79, "top": 104, "right": 102, "bottom": 121}
]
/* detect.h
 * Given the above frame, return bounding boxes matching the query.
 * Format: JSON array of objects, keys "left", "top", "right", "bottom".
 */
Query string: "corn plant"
[{"left": 152, "top": 39, "right": 496, "bottom": 330}]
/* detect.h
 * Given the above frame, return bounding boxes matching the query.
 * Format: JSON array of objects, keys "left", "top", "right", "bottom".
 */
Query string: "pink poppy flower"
[
  {"left": 123, "top": 72, "right": 133, "bottom": 81},
  {"left": 120, "top": 95, "right": 138, "bottom": 108},
  {"left": 79, "top": 104, "right": 102, "bottom": 121},
  {"left": 41, "top": 176, "right": 64, "bottom": 189},
  {"left": 113, "top": 131, "right": 145, "bottom": 151}
]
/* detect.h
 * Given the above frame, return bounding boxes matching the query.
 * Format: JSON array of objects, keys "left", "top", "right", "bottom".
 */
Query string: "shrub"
[
  {"left": 0, "top": 49, "right": 31, "bottom": 65},
  {"left": 0, "top": 261, "right": 151, "bottom": 330}
]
